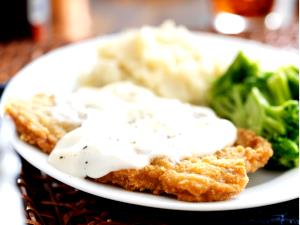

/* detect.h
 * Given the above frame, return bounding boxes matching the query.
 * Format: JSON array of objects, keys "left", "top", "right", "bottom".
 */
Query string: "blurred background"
[
  {"left": 0, "top": 0, "right": 299, "bottom": 84},
  {"left": 0, "top": 2, "right": 298, "bottom": 224}
]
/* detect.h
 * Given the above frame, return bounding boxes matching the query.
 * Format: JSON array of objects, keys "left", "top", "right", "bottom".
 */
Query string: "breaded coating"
[
  {"left": 217, "top": 129, "right": 273, "bottom": 173},
  {"left": 5, "top": 94, "right": 79, "bottom": 154},
  {"left": 5, "top": 95, "right": 273, "bottom": 202},
  {"left": 98, "top": 155, "right": 247, "bottom": 202}
]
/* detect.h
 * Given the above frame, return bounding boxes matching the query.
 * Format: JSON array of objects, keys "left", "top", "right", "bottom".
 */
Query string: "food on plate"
[
  {"left": 79, "top": 21, "right": 222, "bottom": 105},
  {"left": 209, "top": 52, "right": 299, "bottom": 170},
  {"left": 5, "top": 82, "right": 272, "bottom": 202}
]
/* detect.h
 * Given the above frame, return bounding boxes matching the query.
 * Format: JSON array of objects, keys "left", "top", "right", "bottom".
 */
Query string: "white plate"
[{"left": 0, "top": 32, "right": 299, "bottom": 211}]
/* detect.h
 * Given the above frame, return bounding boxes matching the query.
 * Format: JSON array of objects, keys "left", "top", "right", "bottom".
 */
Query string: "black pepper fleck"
[
  {"left": 193, "top": 112, "right": 205, "bottom": 118},
  {"left": 166, "top": 135, "right": 176, "bottom": 139},
  {"left": 134, "top": 148, "right": 142, "bottom": 154},
  {"left": 128, "top": 119, "right": 136, "bottom": 124},
  {"left": 85, "top": 161, "right": 88, "bottom": 164},
  {"left": 59, "top": 156, "right": 64, "bottom": 159},
  {"left": 82, "top": 145, "right": 88, "bottom": 150}
]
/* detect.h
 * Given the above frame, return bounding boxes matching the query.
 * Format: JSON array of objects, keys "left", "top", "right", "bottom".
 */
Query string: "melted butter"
[{"left": 49, "top": 82, "right": 237, "bottom": 178}]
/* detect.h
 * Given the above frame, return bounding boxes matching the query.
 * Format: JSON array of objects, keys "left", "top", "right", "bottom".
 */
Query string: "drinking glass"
[{"left": 211, "top": 0, "right": 295, "bottom": 34}]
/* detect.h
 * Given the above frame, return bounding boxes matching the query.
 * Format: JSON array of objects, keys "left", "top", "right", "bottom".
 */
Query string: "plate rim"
[
  {"left": 11, "top": 135, "right": 299, "bottom": 211},
  {"left": 0, "top": 31, "right": 299, "bottom": 211}
]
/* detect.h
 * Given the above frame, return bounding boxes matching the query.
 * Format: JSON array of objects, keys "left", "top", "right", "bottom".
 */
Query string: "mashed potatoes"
[{"left": 79, "top": 22, "right": 222, "bottom": 104}]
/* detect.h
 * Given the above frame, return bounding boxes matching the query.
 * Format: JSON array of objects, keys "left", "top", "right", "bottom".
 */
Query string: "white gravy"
[{"left": 49, "top": 82, "right": 237, "bottom": 178}]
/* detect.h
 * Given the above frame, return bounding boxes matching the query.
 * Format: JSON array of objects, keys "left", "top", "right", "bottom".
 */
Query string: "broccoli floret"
[
  {"left": 209, "top": 52, "right": 299, "bottom": 170},
  {"left": 265, "top": 66, "right": 299, "bottom": 105},
  {"left": 210, "top": 85, "right": 248, "bottom": 127},
  {"left": 244, "top": 88, "right": 299, "bottom": 138},
  {"left": 244, "top": 88, "right": 299, "bottom": 169},
  {"left": 266, "top": 70, "right": 292, "bottom": 105},
  {"left": 283, "top": 66, "right": 299, "bottom": 100},
  {"left": 267, "top": 137, "right": 299, "bottom": 169},
  {"left": 209, "top": 52, "right": 260, "bottom": 126},
  {"left": 210, "top": 52, "right": 259, "bottom": 99}
]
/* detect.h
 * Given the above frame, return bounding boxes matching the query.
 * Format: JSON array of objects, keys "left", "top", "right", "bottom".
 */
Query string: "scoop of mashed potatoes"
[{"left": 79, "top": 22, "right": 222, "bottom": 104}]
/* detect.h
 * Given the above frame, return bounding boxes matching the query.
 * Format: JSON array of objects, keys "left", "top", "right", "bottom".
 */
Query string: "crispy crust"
[
  {"left": 217, "top": 129, "right": 273, "bottom": 173},
  {"left": 5, "top": 95, "right": 273, "bottom": 202},
  {"left": 5, "top": 94, "right": 78, "bottom": 154},
  {"left": 98, "top": 154, "right": 248, "bottom": 202}
]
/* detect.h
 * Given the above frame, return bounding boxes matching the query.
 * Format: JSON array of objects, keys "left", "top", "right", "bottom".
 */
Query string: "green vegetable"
[
  {"left": 282, "top": 66, "right": 299, "bottom": 100},
  {"left": 209, "top": 52, "right": 299, "bottom": 170},
  {"left": 268, "top": 137, "right": 299, "bottom": 169}
]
